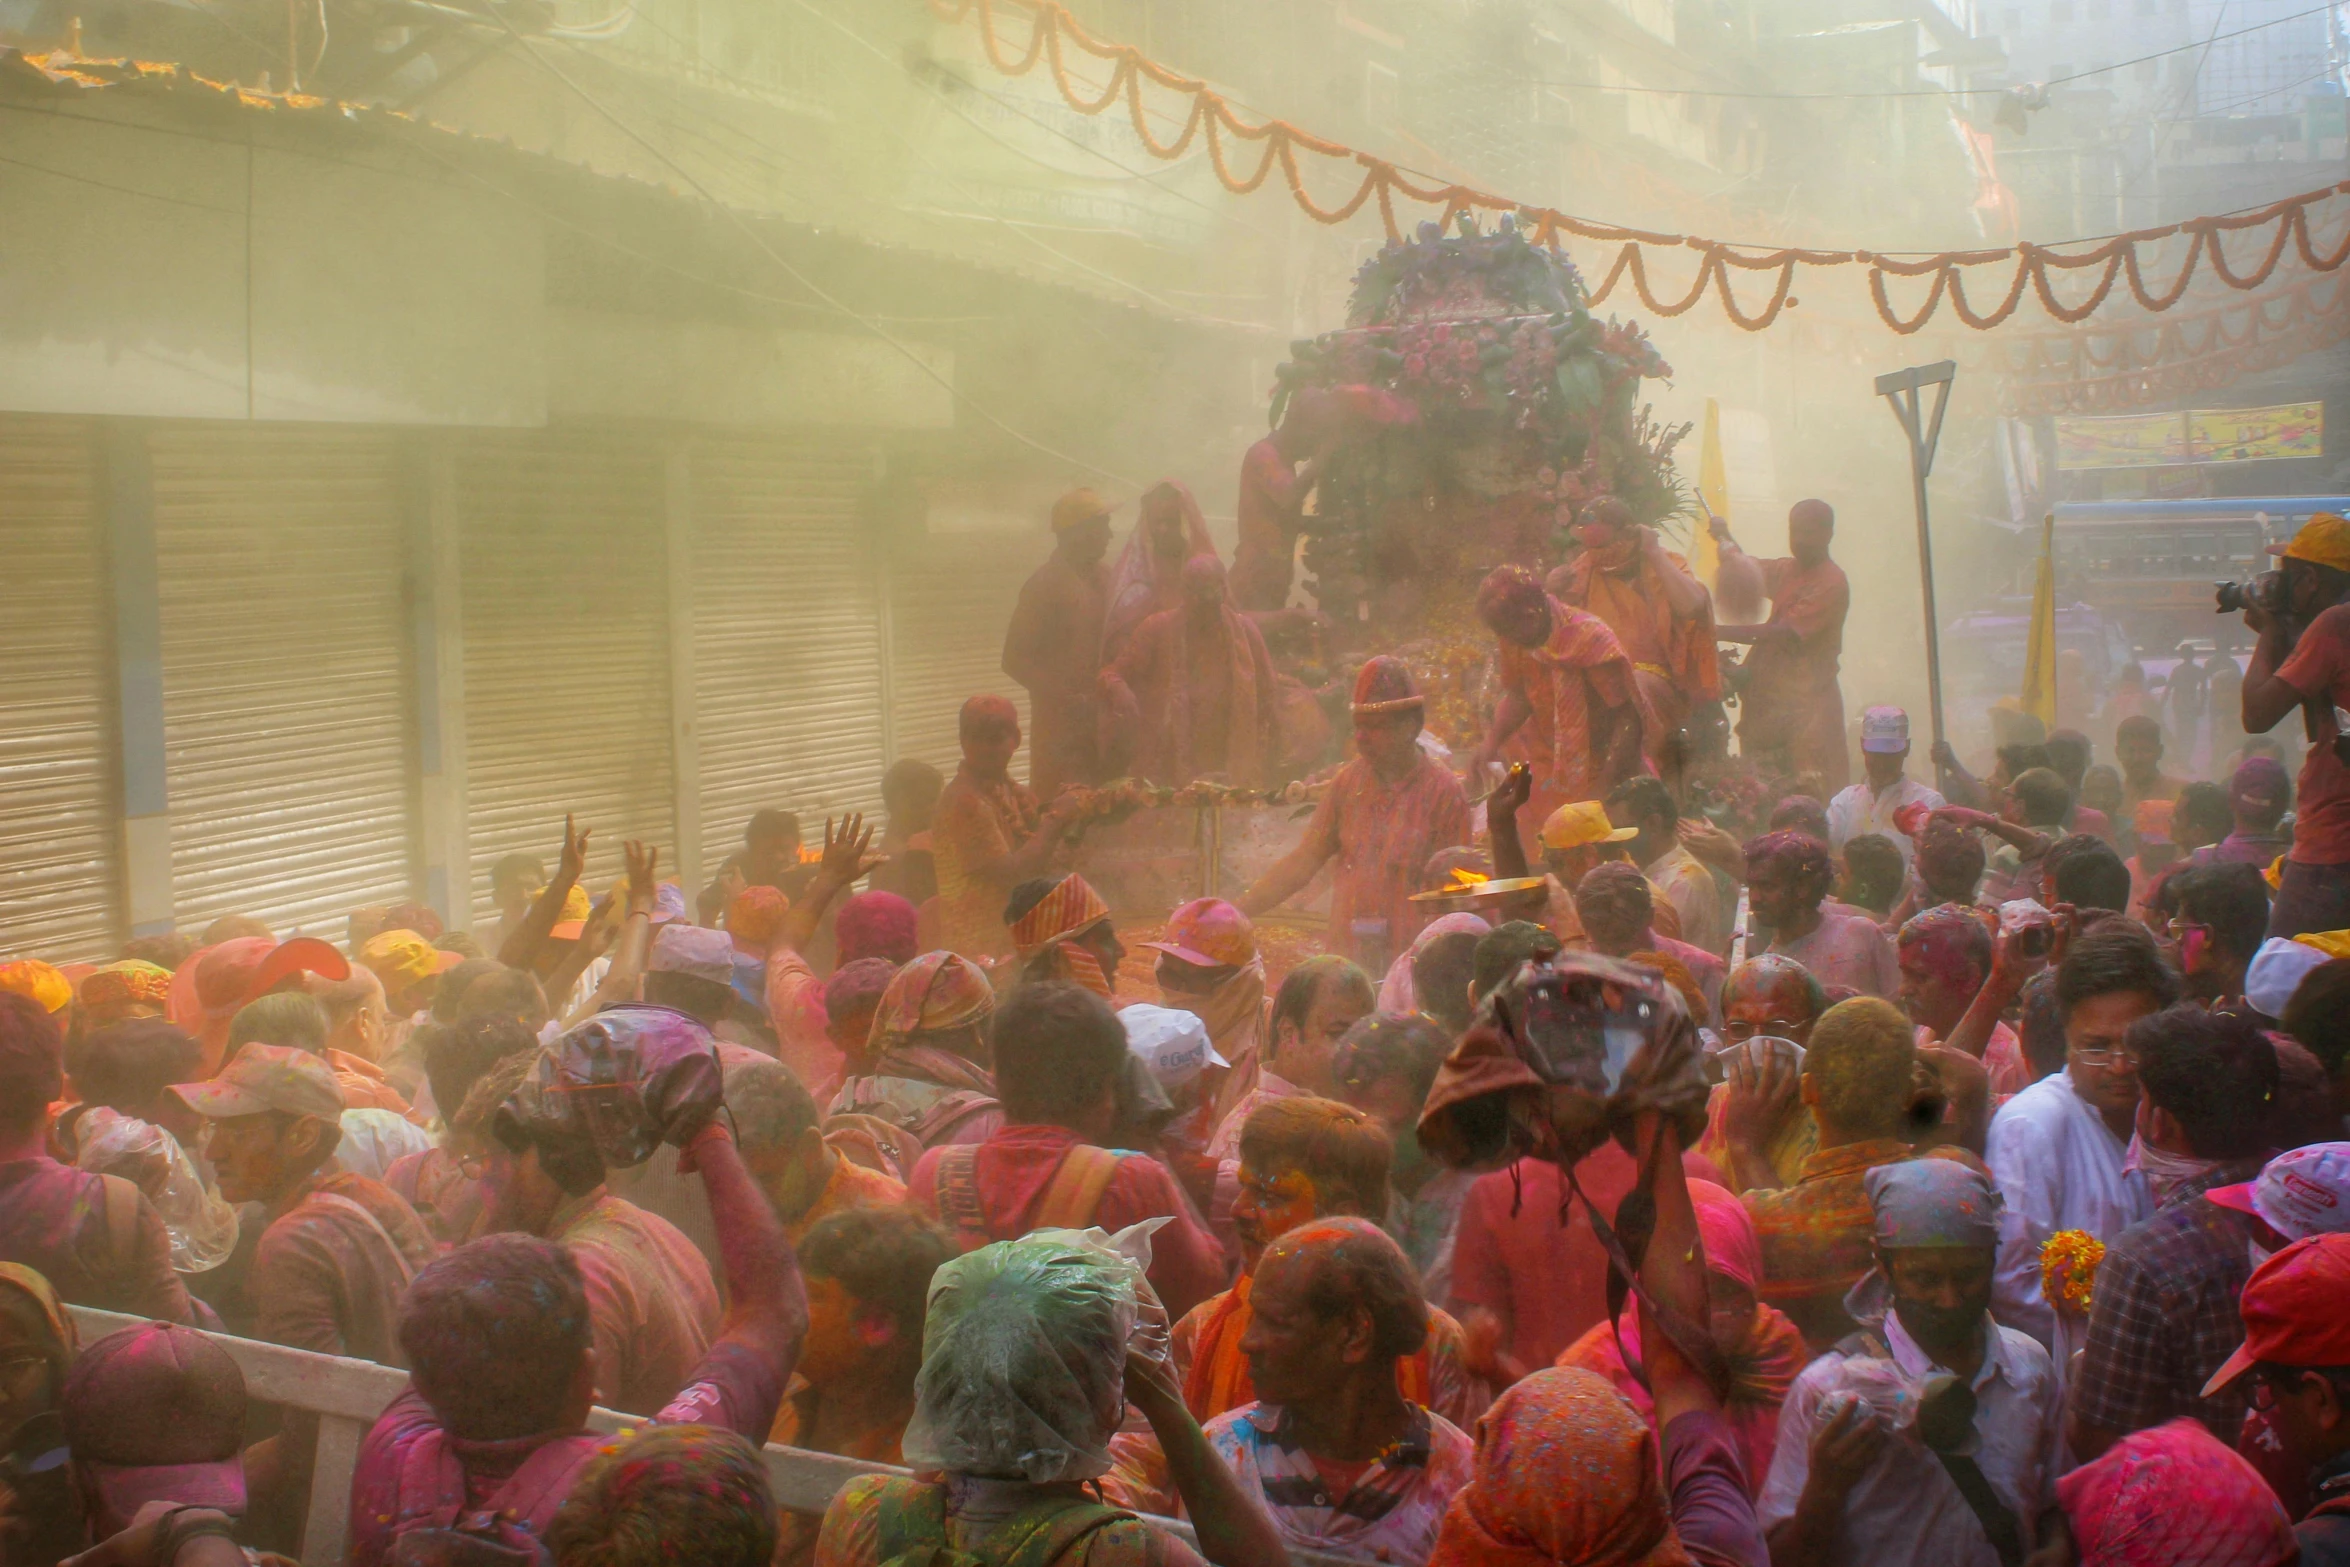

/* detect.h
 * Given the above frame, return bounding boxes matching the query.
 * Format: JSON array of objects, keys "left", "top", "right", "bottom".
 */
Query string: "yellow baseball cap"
[
  {"left": 1539, "top": 800, "right": 1640, "bottom": 851},
  {"left": 2272, "top": 512, "right": 2350, "bottom": 572}
]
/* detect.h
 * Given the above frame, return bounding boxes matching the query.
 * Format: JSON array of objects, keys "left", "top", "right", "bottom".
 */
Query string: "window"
[
  {"left": 1364, "top": 61, "right": 1398, "bottom": 123},
  {"left": 2135, "top": 56, "right": 2158, "bottom": 79},
  {"left": 2051, "top": 0, "right": 2072, "bottom": 21},
  {"left": 2088, "top": 0, "right": 2109, "bottom": 17},
  {"left": 2003, "top": 5, "right": 2024, "bottom": 27}
]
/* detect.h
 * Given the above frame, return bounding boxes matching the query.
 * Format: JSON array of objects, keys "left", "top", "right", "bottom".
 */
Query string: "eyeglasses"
[
  {"left": 0, "top": 1353, "right": 51, "bottom": 1394},
  {"left": 1723, "top": 1018, "right": 1804, "bottom": 1042},
  {"left": 2070, "top": 1042, "right": 2142, "bottom": 1068}
]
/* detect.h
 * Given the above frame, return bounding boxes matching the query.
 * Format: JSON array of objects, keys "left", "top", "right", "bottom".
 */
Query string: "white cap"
[
  {"left": 2208, "top": 1144, "right": 2350, "bottom": 1241},
  {"left": 1860, "top": 706, "right": 1911, "bottom": 754},
  {"left": 2245, "top": 936, "right": 2330, "bottom": 1019},
  {"left": 1119, "top": 1004, "right": 1227, "bottom": 1092}
]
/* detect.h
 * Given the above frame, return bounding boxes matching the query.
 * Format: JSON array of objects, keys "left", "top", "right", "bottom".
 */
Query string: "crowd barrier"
[{"left": 65, "top": 1308, "right": 1366, "bottom": 1567}]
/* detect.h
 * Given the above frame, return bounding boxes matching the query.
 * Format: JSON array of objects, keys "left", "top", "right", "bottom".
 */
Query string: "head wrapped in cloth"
[
  {"left": 1010, "top": 876, "right": 1116, "bottom": 999},
  {"left": 869, "top": 952, "right": 996, "bottom": 1055},
  {"left": 837, "top": 891, "right": 919, "bottom": 969},
  {"left": 1866, "top": 1159, "right": 2003, "bottom": 1250},
  {"left": 1350, "top": 656, "right": 1424, "bottom": 719},
  {"left": 547, "top": 1003, "right": 726, "bottom": 1169},
  {"left": 1417, "top": 950, "right": 1709, "bottom": 1174},
  {"left": 901, "top": 1229, "right": 1149, "bottom": 1482}
]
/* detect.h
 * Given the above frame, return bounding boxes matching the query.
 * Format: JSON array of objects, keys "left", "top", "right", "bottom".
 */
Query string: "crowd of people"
[{"left": 5, "top": 502, "right": 2350, "bottom": 1567}]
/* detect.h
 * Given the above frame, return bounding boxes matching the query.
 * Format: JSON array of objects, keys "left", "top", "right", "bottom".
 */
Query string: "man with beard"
[{"left": 1759, "top": 1160, "right": 2063, "bottom": 1567}]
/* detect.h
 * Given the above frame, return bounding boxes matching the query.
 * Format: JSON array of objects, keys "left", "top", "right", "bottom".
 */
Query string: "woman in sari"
[{"left": 1103, "top": 481, "right": 1218, "bottom": 666}]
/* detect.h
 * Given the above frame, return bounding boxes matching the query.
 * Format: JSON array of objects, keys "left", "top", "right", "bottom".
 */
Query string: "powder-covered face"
[
  {"left": 1233, "top": 1163, "right": 1320, "bottom": 1268},
  {"left": 1721, "top": 963, "right": 1818, "bottom": 1045},
  {"left": 1898, "top": 928, "right": 1983, "bottom": 1038}
]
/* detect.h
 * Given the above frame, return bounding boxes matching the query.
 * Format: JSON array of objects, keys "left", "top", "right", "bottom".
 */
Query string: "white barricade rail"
[{"left": 66, "top": 1309, "right": 1367, "bottom": 1567}]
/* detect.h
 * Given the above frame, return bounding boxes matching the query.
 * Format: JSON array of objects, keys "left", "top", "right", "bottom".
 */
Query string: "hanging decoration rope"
[{"left": 929, "top": 0, "right": 2350, "bottom": 335}]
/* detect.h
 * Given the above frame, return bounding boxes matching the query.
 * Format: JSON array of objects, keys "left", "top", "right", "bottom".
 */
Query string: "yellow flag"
[
  {"left": 1690, "top": 398, "right": 1727, "bottom": 587},
  {"left": 2021, "top": 510, "right": 2057, "bottom": 729}
]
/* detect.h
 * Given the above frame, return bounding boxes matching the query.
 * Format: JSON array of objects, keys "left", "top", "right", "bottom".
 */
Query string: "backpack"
[
  {"left": 870, "top": 1477, "right": 1130, "bottom": 1567},
  {"left": 929, "top": 1144, "right": 1127, "bottom": 1253},
  {"left": 378, "top": 1426, "right": 600, "bottom": 1567}
]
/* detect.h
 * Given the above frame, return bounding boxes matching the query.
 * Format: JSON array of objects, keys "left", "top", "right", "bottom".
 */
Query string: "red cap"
[
  {"left": 168, "top": 937, "right": 351, "bottom": 1057},
  {"left": 62, "top": 1322, "right": 248, "bottom": 1522},
  {"left": 2201, "top": 1232, "right": 2350, "bottom": 1397}
]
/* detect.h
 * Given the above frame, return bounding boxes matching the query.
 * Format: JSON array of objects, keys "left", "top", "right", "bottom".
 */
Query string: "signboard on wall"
[{"left": 2055, "top": 401, "right": 2325, "bottom": 468}]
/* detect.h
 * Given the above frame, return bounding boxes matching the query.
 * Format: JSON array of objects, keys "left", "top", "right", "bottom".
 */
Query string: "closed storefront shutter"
[
  {"left": 151, "top": 425, "right": 413, "bottom": 939},
  {"left": 886, "top": 530, "right": 1036, "bottom": 779},
  {"left": 459, "top": 431, "right": 674, "bottom": 926},
  {"left": 691, "top": 434, "right": 887, "bottom": 878},
  {"left": 0, "top": 416, "right": 118, "bottom": 961}
]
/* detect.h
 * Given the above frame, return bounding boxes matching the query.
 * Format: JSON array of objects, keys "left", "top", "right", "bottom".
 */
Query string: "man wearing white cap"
[{"left": 1827, "top": 706, "right": 1945, "bottom": 870}]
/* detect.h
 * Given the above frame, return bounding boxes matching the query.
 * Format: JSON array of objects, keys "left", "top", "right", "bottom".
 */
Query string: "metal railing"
[{"left": 65, "top": 1308, "right": 1362, "bottom": 1567}]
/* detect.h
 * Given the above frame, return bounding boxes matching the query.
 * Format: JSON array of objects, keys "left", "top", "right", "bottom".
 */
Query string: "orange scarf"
[{"left": 1183, "top": 1274, "right": 1435, "bottom": 1422}]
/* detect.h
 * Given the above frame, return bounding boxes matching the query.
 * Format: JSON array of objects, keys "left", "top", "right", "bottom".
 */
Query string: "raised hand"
[
  {"left": 557, "top": 813, "right": 592, "bottom": 885},
  {"left": 820, "top": 813, "right": 881, "bottom": 882},
  {"left": 624, "top": 839, "right": 660, "bottom": 915}
]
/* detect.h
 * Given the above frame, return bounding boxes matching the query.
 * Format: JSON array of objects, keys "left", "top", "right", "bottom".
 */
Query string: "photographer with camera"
[{"left": 2233, "top": 513, "right": 2350, "bottom": 938}]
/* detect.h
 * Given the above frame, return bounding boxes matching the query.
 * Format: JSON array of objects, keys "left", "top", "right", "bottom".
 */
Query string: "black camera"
[{"left": 2215, "top": 570, "right": 2284, "bottom": 618}]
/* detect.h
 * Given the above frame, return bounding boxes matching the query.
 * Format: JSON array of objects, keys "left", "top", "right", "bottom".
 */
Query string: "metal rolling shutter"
[
  {"left": 0, "top": 416, "right": 118, "bottom": 960},
  {"left": 150, "top": 425, "right": 413, "bottom": 939},
  {"left": 459, "top": 432, "right": 674, "bottom": 926},
  {"left": 691, "top": 434, "right": 887, "bottom": 876},
  {"left": 886, "top": 532, "right": 1036, "bottom": 778}
]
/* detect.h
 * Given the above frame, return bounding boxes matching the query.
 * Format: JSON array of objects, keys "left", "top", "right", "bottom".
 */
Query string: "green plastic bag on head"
[{"left": 901, "top": 1223, "right": 1166, "bottom": 1484}]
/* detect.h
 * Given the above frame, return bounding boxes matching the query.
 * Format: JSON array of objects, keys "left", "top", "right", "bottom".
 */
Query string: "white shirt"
[
  {"left": 1983, "top": 1068, "right": 2152, "bottom": 1356},
  {"left": 1827, "top": 774, "right": 1946, "bottom": 867},
  {"left": 1759, "top": 1308, "right": 2065, "bottom": 1567}
]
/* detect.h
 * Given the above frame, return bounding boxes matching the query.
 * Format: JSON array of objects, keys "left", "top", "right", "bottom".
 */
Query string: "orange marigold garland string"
[
  {"left": 927, "top": 0, "right": 2350, "bottom": 335},
  {"left": 2040, "top": 1229, "right": 2106, "bottom": 1314}
]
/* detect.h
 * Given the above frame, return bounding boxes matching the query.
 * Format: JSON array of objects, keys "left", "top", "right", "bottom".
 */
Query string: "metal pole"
[{"left": 1876, "top": 361, "right": 1958, "bottom": 752}]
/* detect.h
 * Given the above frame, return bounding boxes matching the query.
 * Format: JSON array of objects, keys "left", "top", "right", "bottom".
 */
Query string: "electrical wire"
[
  {"left": 473, "top": 7, "right": 1144, "bottom": 486},
  {"left": 1494, "top": 1, "right": 2344, "bottom": 99}
]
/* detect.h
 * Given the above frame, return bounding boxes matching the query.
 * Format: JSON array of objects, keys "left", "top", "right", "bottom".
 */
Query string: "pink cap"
[
  {"left": 1140, "top": 898, "right": 1258, "bottom": 970},
  {"left": 62, "top": 1322, "right": 247, "bottom": 1523}
]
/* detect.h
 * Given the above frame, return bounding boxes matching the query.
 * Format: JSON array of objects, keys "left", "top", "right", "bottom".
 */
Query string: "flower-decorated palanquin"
[{"left": 1271, "top": 215, "right": 1688, "bottom": 749}]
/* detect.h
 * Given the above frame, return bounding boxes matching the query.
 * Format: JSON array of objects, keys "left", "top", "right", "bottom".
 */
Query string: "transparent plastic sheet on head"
[
  {"left": 74, "top": 1107, "right": 238, "bottom": 1273},
  {"left": 903, "top": 1220, "right": 1171, "bottom": 1483}
]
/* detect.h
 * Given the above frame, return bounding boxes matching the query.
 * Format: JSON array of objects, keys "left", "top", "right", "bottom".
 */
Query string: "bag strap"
[
  {"left": 311, "top": 1191, "right": 420, "bottom": 1287},
  {"left": 1034, "top": 1146, "right": 1125, "bottom": 1233},
  {"left": 931, "top": 1146, "right": 991, "bottom": 1252},
  {"left": 97, "top": 1174, "right": 140, "bottom": 1275},
  {"left": 1930, "top": 1450, "right": 2026, "bottom": 1567},
  {"left": 1572, "top": 1122, "right": 1734, "bottom": 1402}
]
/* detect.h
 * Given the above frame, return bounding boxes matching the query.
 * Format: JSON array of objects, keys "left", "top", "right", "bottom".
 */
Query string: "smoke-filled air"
[{"left": 1, "top": 2, "right": 2348, "bottom": 1566}]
